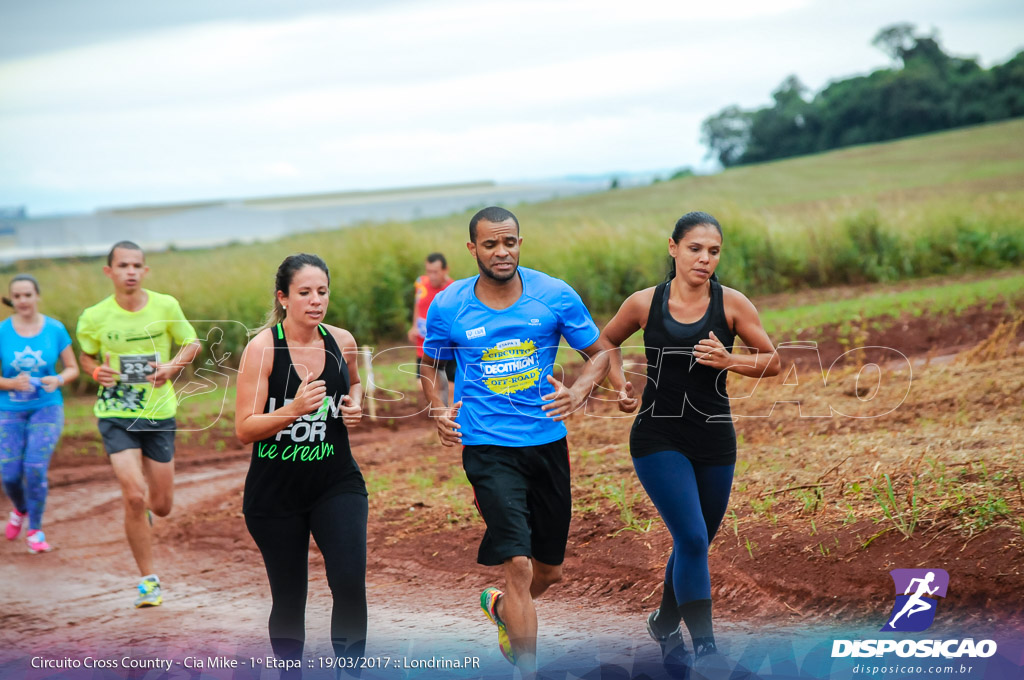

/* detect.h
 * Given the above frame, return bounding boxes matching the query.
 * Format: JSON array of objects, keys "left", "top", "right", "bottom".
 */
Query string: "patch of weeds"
[
  {"left": 601, "top": 480, "right": 656, "bottom": 535},
  {"left": 439, "top": 465, "right": 469, "bottom": 488},
  {"left": 407, "top": 469, "right": 436, "bottom": 490},
  {"left": 958, "top": 495, "right": 1011, "bottom": 532},
  {"left": 871, "top": 473, "right": 920, "bottom": 538},
  {"left": 749, "top": 494, "right": 778, "bottom": 525},
  {"left": 925, "top": 458, "right": 950, "bottom": 496},
  {"left": 577, "top": 471, "right": 616, "bottom": 494},
  {"left": 795, "top": 487, "right": 823, "bottom": 514},
  {"left": 841, "top": 502, "right": 858, "bottom": 526},
  {"left": 573, "top": 499, "right": 601, "bottom": 515},
  {"left": 364, "top": 472, "right": 394, "bottom": 495},
  {"left": 440, "top": 492, "right": 475, "bottom": 523},
  {"left": 576, "top": 448, "right": 603, "bottom": 467}
]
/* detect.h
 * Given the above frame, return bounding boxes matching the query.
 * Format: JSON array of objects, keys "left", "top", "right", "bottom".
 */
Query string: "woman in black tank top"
[
  {"left": 599, "top": 212, "right": 780, "bottom": 673},
  {"left": 235, "top": 254, "right": 368, "bottom": 675}
]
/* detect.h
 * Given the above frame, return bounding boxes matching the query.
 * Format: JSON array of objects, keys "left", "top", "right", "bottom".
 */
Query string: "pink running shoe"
[
  {"left": 5, "top": 510, "right": 26, "bottom": 540},
  {"left": 26, "top": 529, "right": 52, "bottom": 553}
]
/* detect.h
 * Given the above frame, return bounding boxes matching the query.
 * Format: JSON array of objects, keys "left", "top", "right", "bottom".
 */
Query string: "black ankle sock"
[
  {"left": 693, "top": 637, "right": 718, "bottom": 658},
  {"left": 679, "top": 599, "right": 714, "bottom": 643},
  {"left": 653, "top": 581, "right": 682, "bottom": 635}
]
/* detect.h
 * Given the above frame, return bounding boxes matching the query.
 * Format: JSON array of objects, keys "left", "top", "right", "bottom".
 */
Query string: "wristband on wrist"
[
  {"left": 58, "top": 374, "right": 65, "bottom": 386},
  {"left": 92, "top": 366, "right": 102, "bottom": 381}
]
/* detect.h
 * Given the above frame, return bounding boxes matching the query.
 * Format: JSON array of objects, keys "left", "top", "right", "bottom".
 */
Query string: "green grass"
[
  {"left": 61, "top": 381, "right": 237, "bottom": 442},
  {"left": 600, "top": 479, "right": 657, "bottom": 535},
  {"left": 760, "top": 272, "right": 1024, "bottom": 340},
  {"left": 79, "top": 263, "right": 1007, "bottom": 414},
  {"left": 610, "top": 269, "right": 1024, "bottom": 355},
  {"left": 749, "top": 494, "right": 779, "bottom": 525},
  {"left": 959, "top": 495, "right": 1012, "bottom": 532},
  {"left": 871, "top": 473, "right": 921, "bottom": 538},
  {"left": 364, "top": 472, "right": 393, "bottom": 495},
  {"left": 8, "top": 119, "right": 1024, "bottom": 366},
  {"left": 406, "top": 469, "right": 437, "bottom": 490},
  {"left": 653, "top": 120, "right": 1024, "bottom": 209},
  {"left": 61, "top": 396, "right": 102, "bottom": 438}
]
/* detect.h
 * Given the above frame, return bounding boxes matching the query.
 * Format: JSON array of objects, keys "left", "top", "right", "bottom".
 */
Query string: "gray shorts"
[{"left": 97, "top": 417, "right": 177, "bottom": 463}]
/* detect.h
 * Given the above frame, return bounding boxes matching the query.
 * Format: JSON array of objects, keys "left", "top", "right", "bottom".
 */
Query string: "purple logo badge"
[{"left": 881, "top": 569, "right": 949, "bottom": 632}]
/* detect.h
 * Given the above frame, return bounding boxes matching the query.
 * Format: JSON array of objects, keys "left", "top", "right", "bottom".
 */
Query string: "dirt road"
[{"left": 2, "top": 300, "right": 1023, "bottom": 679}]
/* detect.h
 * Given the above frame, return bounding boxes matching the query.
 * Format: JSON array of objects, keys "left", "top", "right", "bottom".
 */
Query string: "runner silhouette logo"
[{"left": 881, "top": 568, "right": 949, "bottom": 632}]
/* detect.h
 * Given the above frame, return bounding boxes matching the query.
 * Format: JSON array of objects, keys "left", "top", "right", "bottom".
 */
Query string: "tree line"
[{"left": 702, "top": 24, "right": 1024, "bottom": 167}]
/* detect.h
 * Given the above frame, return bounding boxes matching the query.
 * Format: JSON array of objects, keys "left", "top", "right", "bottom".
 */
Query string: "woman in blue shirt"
[{"left": 1, "top": 274, "right": 79, "bottom": 553}]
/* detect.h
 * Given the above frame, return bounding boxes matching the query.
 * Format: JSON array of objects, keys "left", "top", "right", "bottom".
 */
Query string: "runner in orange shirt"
[{"left": 408, "top": 253, "right": 455, "bottom": 398}]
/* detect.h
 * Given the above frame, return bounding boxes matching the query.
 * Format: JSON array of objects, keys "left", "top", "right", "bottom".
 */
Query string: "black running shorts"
[
  {"left": 98, "top": 417, "right": 176, "bottom": 463},
  {"left": 462, "top": 437, "right": 571, "bottom": 567}
]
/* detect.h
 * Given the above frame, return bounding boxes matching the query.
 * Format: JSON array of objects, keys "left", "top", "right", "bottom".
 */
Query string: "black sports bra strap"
[{"left": 648, "top": 281, "right": 669, "bottom": 326}]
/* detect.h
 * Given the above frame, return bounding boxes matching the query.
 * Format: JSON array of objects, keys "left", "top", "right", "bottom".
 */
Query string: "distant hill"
[{"left": 6, "top": 120, "right": 1023, "bottom": 354}]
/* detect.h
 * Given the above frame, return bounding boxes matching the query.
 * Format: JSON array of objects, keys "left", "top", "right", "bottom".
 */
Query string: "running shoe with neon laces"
[
  {"left": 5, "top": 510, "right": 26, "bottom": 540},
  {"left": 134, "top": 575, "right": 162, "bottom": 608},
  {"left": 26, "top": 529, "right": 52, "bottom": 553},
  {"left": 480, "top": 587, "right": 516, "bottom": 664}
]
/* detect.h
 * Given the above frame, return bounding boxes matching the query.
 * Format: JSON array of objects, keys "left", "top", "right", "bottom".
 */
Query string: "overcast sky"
[{"left": 1, "top": 0, "right": 1022, "bottom": 216}]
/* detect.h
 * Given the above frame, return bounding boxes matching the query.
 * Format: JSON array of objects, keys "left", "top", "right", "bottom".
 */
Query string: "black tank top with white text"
[
  {"left": 629, "top": 279, "right": 737, "bottom": 464},
  {"left": 243, "top": 323, "right": 366, "bottom": 516}
]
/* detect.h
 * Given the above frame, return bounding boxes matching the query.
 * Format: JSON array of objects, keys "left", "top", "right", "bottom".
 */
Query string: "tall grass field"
[{"left": 6, "top": 118, "right": 1023, "bottom": 362}]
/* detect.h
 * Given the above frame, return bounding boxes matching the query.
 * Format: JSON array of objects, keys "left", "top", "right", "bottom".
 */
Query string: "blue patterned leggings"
[{"left": 1, "top": 405, "right": 64, "bottom": 531}]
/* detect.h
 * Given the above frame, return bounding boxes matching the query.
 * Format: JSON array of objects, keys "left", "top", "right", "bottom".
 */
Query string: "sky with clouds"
[{"left": 1, "top": 0, "right": 1022, "bottom": 215}]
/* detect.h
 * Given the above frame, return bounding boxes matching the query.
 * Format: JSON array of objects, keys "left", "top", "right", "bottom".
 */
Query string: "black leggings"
[{"left": 246, "top": 492, "right": 368, "bottom": 664}]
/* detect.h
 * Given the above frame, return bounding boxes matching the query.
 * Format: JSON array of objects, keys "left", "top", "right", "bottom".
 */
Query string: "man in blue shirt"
[{"left": 420, "top": 206, "right": 609, "bottom": 676}]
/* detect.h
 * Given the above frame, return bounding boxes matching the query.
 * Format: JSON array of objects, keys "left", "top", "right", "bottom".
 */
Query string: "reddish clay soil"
[
  {"left": 778, "top": 299, "right": 1021, "bottom": 370},
  {"left": 2, "top": 300, "right": 1022, "bottom": 667}
]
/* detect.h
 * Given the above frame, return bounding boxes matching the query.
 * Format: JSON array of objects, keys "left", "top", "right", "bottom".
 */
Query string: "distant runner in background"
[
  {"left": 599, "top": 211, "right": 780, "bottom": 676},
  {"left": 76, "top": 241, "right": 200, "bottom": 607},
  {"left": 409, "top": 253, "right": 455, "bottom": 401},
  {"left": 236, "top": 253, "right": 367, "bottom": 676},
  {"left": 1, "top": 274, "right": 80, "bottom": 553},
  {"left": 420, "top": 207, "right": 609, "bottom": 678}
]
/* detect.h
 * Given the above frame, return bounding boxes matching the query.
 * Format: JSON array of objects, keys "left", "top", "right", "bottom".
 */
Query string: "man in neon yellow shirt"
[{"left": 77, "top": 241, "right": 200, "bottom": 608}]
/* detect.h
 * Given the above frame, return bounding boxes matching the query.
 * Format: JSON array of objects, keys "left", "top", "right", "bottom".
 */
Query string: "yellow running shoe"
[
  {"left": 134, "top": 575, "right": 162, "bottom": 608},
  {"left": 480, "top": 587, "right": 515, "bottom": 664}
]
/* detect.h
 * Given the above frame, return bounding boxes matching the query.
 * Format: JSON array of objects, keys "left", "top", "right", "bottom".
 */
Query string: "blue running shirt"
[
  {"left": 423, "top": 267, "right": 599, "bottom": 447},
  {"left": 0, "top": 316, "right": 73, "bottom": 411}
]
